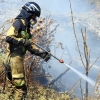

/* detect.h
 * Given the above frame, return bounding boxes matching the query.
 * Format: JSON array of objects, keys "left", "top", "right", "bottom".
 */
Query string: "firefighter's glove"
[
  {"left": 59, "top": 59, "right": 64, "bottom": 63},
  {"left": 23, "top": 39, "right": 31, "bottom": 46},
  {"left": 40, "top": 51, "right": 48, "bottom": 58},
  {"left": 41, "top": 51, "right": 51, "bottom": 62}
]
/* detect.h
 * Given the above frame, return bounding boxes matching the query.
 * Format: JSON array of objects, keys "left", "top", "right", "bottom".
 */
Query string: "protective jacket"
[
  {"left": 4, "top": 9, "right": 46, "bottom": 82},
  {"left": 6, "top": 9, "right": 44, "bottom": 57}
]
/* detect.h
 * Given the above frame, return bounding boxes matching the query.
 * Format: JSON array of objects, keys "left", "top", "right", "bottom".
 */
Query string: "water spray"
[
  {"left": 32, "top": 42, "right": 95, "bottom": 86},
  {"left": 64, "top": 63, "right": 95, "bottom": 86}
]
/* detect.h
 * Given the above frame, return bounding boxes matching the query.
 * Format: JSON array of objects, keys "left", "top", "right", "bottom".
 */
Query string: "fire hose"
[
  {"left": 31, "top": 42, "right": 64, "bottom": 63},
  {"left": 31, "top": 42, "right": 95, "bottom": 86}
]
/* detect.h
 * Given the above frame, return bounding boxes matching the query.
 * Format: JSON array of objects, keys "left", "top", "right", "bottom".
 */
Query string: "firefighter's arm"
[
  {"left": 27, "top": 45, "right": 51, "bottom": 62},
  {"left": 27, "top": 45, "right": 47, "bottom": 56},
  {"left": 6, "top": 19, "right": 31, "bottom": 46},
  {"left": 6, "top": 35, "right": 30, "bottom": 46}
]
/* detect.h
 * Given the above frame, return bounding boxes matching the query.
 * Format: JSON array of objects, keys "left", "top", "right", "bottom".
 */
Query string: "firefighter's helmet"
[{"left": 22, "top": 2, "right": 41, "bottom": 17}]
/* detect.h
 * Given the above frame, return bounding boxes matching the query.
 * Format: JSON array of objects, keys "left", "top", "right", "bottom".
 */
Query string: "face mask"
[{"left": 30, "top": 19, "right": 37, "bottom": 26}]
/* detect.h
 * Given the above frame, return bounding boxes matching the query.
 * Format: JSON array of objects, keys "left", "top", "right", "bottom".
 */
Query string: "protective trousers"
[{"left": 4, "top": 53, "right": 27, "bottom": 100}]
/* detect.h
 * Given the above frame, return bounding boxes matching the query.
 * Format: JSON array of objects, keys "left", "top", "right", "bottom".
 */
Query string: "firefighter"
[{"left": 4, "top": 2, "right": 64, "bottom": 100}]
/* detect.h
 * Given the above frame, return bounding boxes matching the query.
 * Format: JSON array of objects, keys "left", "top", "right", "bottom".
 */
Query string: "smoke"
[{"left": 0, "top": 0, "right": 100, "bottom": 97}]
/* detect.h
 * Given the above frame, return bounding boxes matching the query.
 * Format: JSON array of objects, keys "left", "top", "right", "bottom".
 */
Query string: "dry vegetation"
[
  {"left": 0, "top": 0, "right": 100, "bottom": 100},
  {"left": 0, "top": 17, "right": 76, "bottom": 100}
]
